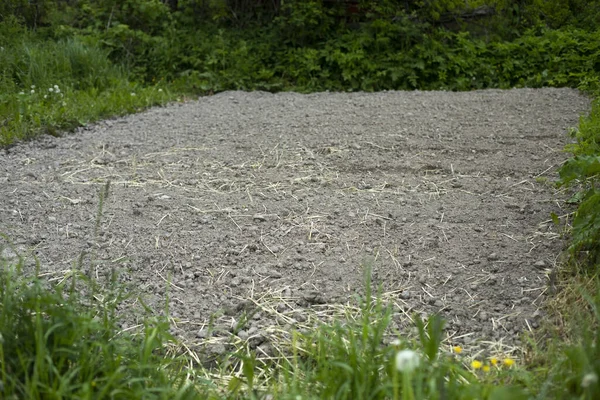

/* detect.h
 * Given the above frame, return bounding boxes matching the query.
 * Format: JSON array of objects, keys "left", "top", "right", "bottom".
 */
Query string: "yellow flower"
[
  {"left": 482, "top": 365, "right": 491, "bottom": 373},
  {"left": 503, "top": 358, "right": 515, "bottom": 367},
  {"left": 471, "top": 360, "right": 483, "bottom": 369},
  {"left": 453, "top": 346, "right": 463, "bottom": 354},
  {"left": 490, "top": 357, "right": 499, "bottom": 366}
]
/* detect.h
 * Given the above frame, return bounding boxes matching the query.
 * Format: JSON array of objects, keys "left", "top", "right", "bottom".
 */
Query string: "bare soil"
[{"left": 0, "top": 88, "right": 591, "bottom": 356}]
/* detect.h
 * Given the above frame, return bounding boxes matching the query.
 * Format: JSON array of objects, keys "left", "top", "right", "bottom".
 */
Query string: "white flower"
[
  {"left": 395, "top": 349, "right": 420, "bottom": 373},
  {"left": 53, "top": 84, "right": 59, "bottom": 90},
  {"left": 582, "top": 372, "right": 598, "bottom": 388},
  {"left": 158, "top": 88, "right": 163, "bottom": 92},
  {"left": 30, "top": 89, "right": 35, "bottom": 94},
  {"left": 44, "top": 95, "right": 48, "bottom": 99},
  {"left": 19, "top": 91, "right": 25, "bottom": 95},
  {"left": 130, "top": 92, "right": 136, "bottom": 96},
  {"left": 31, "top": 85, "right": 35, "bottom": 89},
  {"left": 49, "top": 87, "right": 54, "bottom": 92},
  {"left": 54, "top": 87, "right": 60, "bottom": 94}
]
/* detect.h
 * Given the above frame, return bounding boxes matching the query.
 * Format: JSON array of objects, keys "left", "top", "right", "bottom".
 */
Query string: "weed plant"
[
  {"left": 258, "top": 270, "right": 528, "bottom": 400},
  {"left": 5, "top": 256, "right": 598, "bottom": 399},
  {"left": 558, "top": 93, "right": 600, "bottom": 270},
  {"left": 0, "top": 245, "right": 200, "bottom": 399},
  {"left": 0, "top": 24, "right": 175, "bottom": 145}
]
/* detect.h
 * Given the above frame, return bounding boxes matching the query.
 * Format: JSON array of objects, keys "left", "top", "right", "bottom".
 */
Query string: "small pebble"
[
  {"left": 253, "top": 214, "right": 267, "bottom": 222},
  {"left": 487, "top": 253, "right": 499, "bottom": 261},
  {"left": 196, "top": 329, "right": 209, "bottom": 339}
]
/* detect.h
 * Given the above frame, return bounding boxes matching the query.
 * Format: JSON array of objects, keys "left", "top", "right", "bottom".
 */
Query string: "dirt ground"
[{"left": 0, "top": 88, "right": 591, "bottom": 357}]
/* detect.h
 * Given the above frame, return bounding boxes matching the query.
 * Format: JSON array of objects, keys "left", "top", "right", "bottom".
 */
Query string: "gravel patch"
[{"left": 0, "top": 88, "right": 591, "bottom": 352}]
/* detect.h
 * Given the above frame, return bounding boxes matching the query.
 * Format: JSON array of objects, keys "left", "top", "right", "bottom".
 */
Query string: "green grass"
[
  {"left": 2, "top": 249, "right": 599, "bottom": 399},
  {"left": 0, "top": 248, "right": 199, "bottom": 399},
  {"left": 0, "top": 35, "right": 178, "bottom": 146}
]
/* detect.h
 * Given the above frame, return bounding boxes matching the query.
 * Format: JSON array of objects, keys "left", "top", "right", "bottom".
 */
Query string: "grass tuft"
[{"left": 0, "top": 245, "right": 200, "bottom": 399}]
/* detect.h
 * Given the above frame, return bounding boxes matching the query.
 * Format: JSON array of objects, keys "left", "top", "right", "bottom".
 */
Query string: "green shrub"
[{"left": 559, "top": 96, "right": 600, "bottom": 270}]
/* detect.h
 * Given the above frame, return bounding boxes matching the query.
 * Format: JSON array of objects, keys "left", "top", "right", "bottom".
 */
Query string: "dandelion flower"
[
  {"left": 44, "top": 95, "right": 48, "bottom": 99},
  {"left": 158, "top": 88, "right": 163, "bottom": 92},
  {"left": 453, "top": 346, "right": 462, "bottom": 354},
  {"left": 55, "top": 87, "right": 60, "bottom": 93},
  {"left": 582, "top": 373, "right": 598, "bottom": 388},
  {"left": 31, "top": 85, "right": 35, "bottom": 89},
  {"left": 471, "top": 360, "right": 483, "bottom": 370},
  {"left": 130, "top": 92, "right": 136, "bottom": 96},
  {"left": 19, "top": 91, "right": 25, "bottom": 95},
  {"left": 503, "top": 358, "right": 515, "bottom": 367},
  {"left": 490, "top": 357, "right": 499, "bottom": 366},
  {"left": 53, "top": 84, "right": 59, "bottom": 90},
  {"left": 30, "top": 89, "right": 35, "bottom": 94},
  {"left": 49, "top": 87, "right": 54, "bottom": 92},
  {"left": 482, "top": 365, "right": 490, "bottom": 373},
  {"left": 390, "top": 338, "right": 401, "bottom": 347},
  {"left": 395, "top": 349, "right": 420, "bottom": 373}
]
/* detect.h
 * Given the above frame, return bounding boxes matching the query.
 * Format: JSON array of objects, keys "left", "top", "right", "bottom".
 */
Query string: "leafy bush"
[{"left": 559, "top": 96, "right": 600, "bottom": 270}]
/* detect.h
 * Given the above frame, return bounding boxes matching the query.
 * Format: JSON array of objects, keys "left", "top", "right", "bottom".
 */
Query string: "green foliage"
[
  {"left": 559, "top": 97, "right": 600, "bottom": 271},
  {"left": 0, "top": 37, "right": 120, "bottom": 91},
  {"left": 571, "top": 189, "right": 600, "bottom": 268},
  {"left": 525, "top": 0, "right": 600, "bottom": 30},
  {"left": 568, "top": 99, "right": 600, "bottom": 156},
  {"left": 0, "top": 0, "right": 55, "bottom": 28},
  {"left": 560, "top": 156, "right": 600, "bottom": 187},
  {"left": 0, "top": 249, "right": 197, "bottom": 399},
  {"left": 557, "top": 156, "right": 600, "bottom": 268},
  {"left": 0, "top": 33, "right": 174, "bottom": 145},
  {"left": 534, "top": 281, "right": 600, "bottom": 400}
]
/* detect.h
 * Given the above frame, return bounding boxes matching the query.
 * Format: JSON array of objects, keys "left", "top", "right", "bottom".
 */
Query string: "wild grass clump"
[
  {"left": 526, "top": 273, "right": 600, "bottom": 400},
  {"left": 0, "top": 247, "right": 198, "bottom": 399},
  {"left": 211, "top": 268, "right": 530, "bottom": 400},
  {"left": 0, "top": 24, "right": 175, "bottom": 146}
]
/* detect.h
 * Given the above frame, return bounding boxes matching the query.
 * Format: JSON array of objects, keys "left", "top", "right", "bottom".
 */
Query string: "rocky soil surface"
[{"left": 0, "top": 88, "right": 591, "bottom": 358}]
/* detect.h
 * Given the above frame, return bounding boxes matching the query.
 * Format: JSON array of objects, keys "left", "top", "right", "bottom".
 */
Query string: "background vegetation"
[{"left": 1, "top": 0, "right": 600, "bottom": 398}]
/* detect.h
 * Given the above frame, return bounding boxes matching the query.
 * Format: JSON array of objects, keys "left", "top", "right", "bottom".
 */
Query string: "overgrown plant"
[
  {"left": 0, "top": 242, "right": 198, "bottom": 399},
  {"left": 558, "top": 96, "right": 600, "bottom": 270}
]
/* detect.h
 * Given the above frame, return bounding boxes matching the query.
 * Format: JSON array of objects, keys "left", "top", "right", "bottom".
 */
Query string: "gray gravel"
[{"left": 0, "top": 88, "right": 591, "bottom": 351}]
